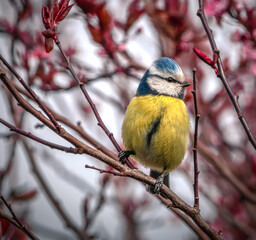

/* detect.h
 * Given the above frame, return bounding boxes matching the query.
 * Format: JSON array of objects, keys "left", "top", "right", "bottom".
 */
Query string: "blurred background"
[{"left": 0, "top": 0, "right": 256, "bottom": 239}]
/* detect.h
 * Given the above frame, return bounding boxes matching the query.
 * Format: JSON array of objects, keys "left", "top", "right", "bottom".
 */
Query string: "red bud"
[{"left": 193, "top": 48, "right": 213, "bottom": 66}]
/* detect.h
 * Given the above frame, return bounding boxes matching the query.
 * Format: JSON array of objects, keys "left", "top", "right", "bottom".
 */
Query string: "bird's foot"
[
  {"left": 146, "top": 181, "right": 163, "bottom": 194},
  {"left": 147, "top": 170, "right": 166, "bottom": 194},
  {"left": 118, "top": 150, "right": 135, "bottom": 164},
  {"left": 154, "top": 176, "right": 164, "bottom": 194}
]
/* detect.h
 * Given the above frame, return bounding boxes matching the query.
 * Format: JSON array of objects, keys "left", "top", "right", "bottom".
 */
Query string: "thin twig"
[
  {"left": 157, "top": 195, "right": 210, "bottom": 240},
  {"left": 54, "top": 37, "right": 135, "bottom": 169},
  {"left": 21, "top": 138, "right": 90, "bottom": 240},
  {"left": 85, "top": 164, "right": 125, "bottom": 177},
  {"left": 179, "top": 166, "right": 256, "bottom": 238},
  {"left": 0, "top": 193, "right": 39, "bottom": 240},
  {"left": 0, "top": 54, "right": 61, "bottom": 132},
  {"left": 14, "top": 83, "right": 117, "bottom": 159},
  {"left": 201, "top": 186, "right": 256, "bottom": 238},
  {"left": 0, "top": 68, "right": 89, "bottom": 151},
  {"left": 0, "top": 117, "right": 78, "bottom": 154},
  {"left": 198, "top": 138, "right": 256, "bottom": 204},
  {"left": 0, "top": 139, "right": 17, "bottom": 190},
  {"left": 192, "top": 68, "right": 200, "bottom": 208},
  {"left": 196, "top": 0, "right": 256, "bottom": 150},
  {"left": 84, "top": 176, "right": 108, "bottom": 231},
  {"left": 37, "top": 70, "right": 120, "bottom": 92}
]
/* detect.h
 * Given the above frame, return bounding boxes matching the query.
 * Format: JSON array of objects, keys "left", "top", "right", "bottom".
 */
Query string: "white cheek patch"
[{"left": 147, "top": 77, "right": 181, "bottom": 97}]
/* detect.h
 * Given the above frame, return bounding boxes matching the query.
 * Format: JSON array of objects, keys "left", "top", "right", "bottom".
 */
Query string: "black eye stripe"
[
  {"left": 148, "top": 74, "right": 179, "bottom": 83},
  {"left": 166, "top": 77, "right": 178, "bottom": 83}
]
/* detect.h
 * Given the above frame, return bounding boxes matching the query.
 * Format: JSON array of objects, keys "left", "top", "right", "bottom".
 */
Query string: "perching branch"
[
  {"left": 85, "top": 165, "right": 222, "bottom": 240},
  {"left": 196, "top": 0, "right": 256, "bottom": 150}
]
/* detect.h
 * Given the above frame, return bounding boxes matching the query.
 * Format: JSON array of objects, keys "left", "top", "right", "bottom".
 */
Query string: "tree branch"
[
  {"left": 0, "top": 54, "right": 61, "bottom": 133},
  {"left": 196, "top": 0, "right": 256, "bottom": 150},
  {"left": 13, "top": 83, "right": 118, "bottom": 160},
  {"left": 157, "top": 195, "right": 210, "bottom": 240},
  {"left": 192, "top": 68, "right": 200, "bottom": 208},
  {"left": 0, "top": 193, "right": 39, "bottom": 240},
  {"left": 21, "top": 138, "right": 90, "bottom": 240},
  {"left": 0, "top": 117, "right": 78, "bottom": 154},
  {"left": 198, "top": 139, "right": 256, "bottom": 204},
  {"left": 54, "top": 37, "right": 135, "bottom": 169}
]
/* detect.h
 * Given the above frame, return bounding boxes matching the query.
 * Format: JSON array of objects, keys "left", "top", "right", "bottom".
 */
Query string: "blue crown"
[{"left": 154, "top": 57, "right": 180, "bottom": 74}]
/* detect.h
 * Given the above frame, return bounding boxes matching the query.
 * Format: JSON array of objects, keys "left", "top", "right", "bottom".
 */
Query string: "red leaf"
[
  {"left": 88, "top": 24, "right": 102, "bottom": 43},
  {"left": 76, "top": 0, "right": 101, "bottom": 14},
  {"left": 52, "top": 0, "right": 60, "bottom": 23},
  {"left": 204, "top": 0, "right": 229, "bottom": 23},
  {"left": 42, "top": 6, "right": 50, "bottom": 28},
  {"left": 125, "top": 0, "right": 144, "bottom": 32},
  {"left": 45, "top": 38, "right": 54, "bottom": 53},
  {"left": 41, "top": 29, "right": 55, "bottom": 38},
  {"left": 0, "top": 219, "right": 10, "bottom": 236},
  {"left": 58, "top": 0, "right": 70, "bottom": 11},
  {"left": 17, "top": 29, "right": 33, "bottom": 46},
  {"left": 11, "top": 190, "right": 38, "bottom": 202},
  {"left": 57, "top": 3, "right": 75, "bottom": 23},
  {"left": 193, "top": 48, "right": 213, "bottom": 66},
  {"left": 9, "top": 227, "right": 28, "bottom": 240},
  {"left": 165, "top": 0, "right": 179, "bottom": 11},
  {"left": 97, "top": 6, "right": 111, "bottom": 30},
  {"left": 18, "top": 0, "right": 33, "bottom": 22}
]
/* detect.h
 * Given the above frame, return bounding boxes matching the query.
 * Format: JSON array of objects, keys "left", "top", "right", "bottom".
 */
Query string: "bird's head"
[{"left": 136, "top": 57, "right": 190, "bottom": 99}]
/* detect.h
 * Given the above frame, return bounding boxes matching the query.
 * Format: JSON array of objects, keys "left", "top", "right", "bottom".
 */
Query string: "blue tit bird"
[{"left": 119, "top": 57, "right": 190, "bottom": 193}]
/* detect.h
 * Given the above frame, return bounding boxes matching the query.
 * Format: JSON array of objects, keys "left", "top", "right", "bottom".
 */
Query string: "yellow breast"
[{"left": 121, "top": 95, "right": 189, "bottom": 172}]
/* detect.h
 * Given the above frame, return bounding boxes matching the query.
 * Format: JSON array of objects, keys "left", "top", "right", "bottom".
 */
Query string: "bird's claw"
[
  {"left": 118, "top": 150, "right": 127, "bottom": 164},
  {"left": 153, "top": 178, "right": 163, "bottom": 194}
]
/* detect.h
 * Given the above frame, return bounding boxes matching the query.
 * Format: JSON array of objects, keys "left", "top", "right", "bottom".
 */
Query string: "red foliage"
[
  {"left": 0, "top": 219, "right": 10, "bottom": 236},
  {"left": 41, "top": 0, "right": 75, "bottom": 52},
  {"left": 204, "top": 0, "right": 229, "bottom": 24},
  {"left": 124, "top": 0, "right": 144, "bottom": 32},
  {"left": 0, "top": 219, "right": 28, "bottom": 240},
  {"left": 76, "top": 0, "right": 118, "bottom": 59},
  {"left": 10, "top": 190, "right": 38, "bottom": 202},
  {"left": 1, "top": 0, "right": 256, "bottom": 240}
]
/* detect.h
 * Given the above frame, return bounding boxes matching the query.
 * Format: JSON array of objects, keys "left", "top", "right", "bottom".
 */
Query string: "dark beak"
[{"left": 181, "top": 81, "right": 191, "bottom": 87}]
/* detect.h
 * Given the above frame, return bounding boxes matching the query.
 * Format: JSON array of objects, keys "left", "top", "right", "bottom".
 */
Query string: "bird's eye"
[{"left": 166, "top": 77, "right": 178, "bottom": 83}]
